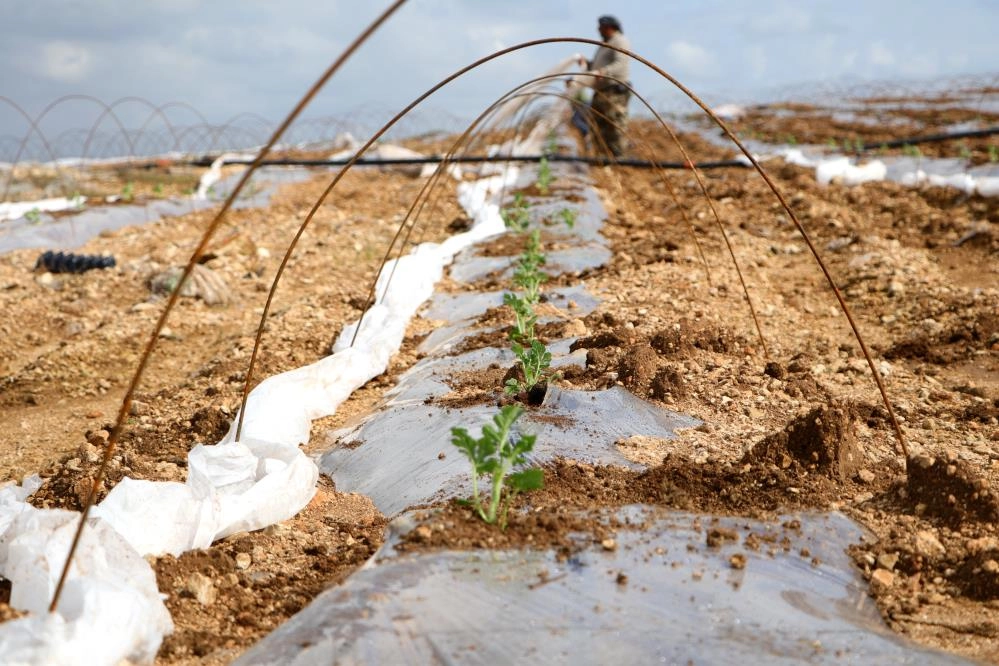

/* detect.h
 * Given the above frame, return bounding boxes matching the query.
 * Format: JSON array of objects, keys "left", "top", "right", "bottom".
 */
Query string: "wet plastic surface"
[{"left": 237, "top": 507, "right": 970, "bottom": 665}]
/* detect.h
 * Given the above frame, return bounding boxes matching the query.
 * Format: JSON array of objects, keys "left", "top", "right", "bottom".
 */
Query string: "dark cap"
[{"left": 598, "top": 15, "right": 622, "bottom": 31}]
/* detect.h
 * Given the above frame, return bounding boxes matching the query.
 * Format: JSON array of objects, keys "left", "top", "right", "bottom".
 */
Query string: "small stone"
[
  {"left": 36, "top": 272, "right": 60, "bottom": 289},
  {"left": 729, "top": 553, "right": 747, "bottom": 570},
  {"left": 262, "top": 523, "right": 289, "bottom": 537},
  {"left": 914, "top": 530, "right": 947, "bottom": 559},
  {"left": 77, "top": 442, "right": 101, "bottom": 463},
  {"left": 185, "top": 572, "right": 217, "bottom": 606},
  {"left": 601, "top": 538, "right": 617, "bottom": 551},
  {"left": 913, "top": 455, "right": 936, "bottom": 470},
  {"left": 856, "top": 469, "right": 876, "bottom": 484},
  {"left": 235, "top": 552, "right": 252, "bottom": 570},
  {"left": 967, "top": 537, "right": 999, "bottom": 555},
  {"left": 414, "top": 525, "right": 432, "bottom": 542},
  {"left": 870, "top": 569, "right": 895, "bottom": 593},
  {"left": 615, "top": 572, "right": 629, "bottom": 585},
  {"left": 129, "top": 400, "right": 150, "bottom": 416},
  {"left": 876, "top": 552, "right": 899, "bottom": 571},
  {"left": 563, "top": 318, "right": 588, "bottom": 337},
  {"left": 86, "top": 429, "right": 110, "bottom": 446},
  {"left": 984, "top": 560, "right": 999, "bottom": 575}
]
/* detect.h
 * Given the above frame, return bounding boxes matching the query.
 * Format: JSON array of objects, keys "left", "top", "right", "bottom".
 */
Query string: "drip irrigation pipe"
[
  {"left": 848, "top": 126, "right": 999, "bottom": 152},
  {"left": 184, "top": 154, "right": 750, "bottom": 170}
]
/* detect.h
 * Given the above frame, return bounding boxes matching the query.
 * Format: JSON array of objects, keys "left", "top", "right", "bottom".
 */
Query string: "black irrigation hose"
[
  {"left": 35, "top": 250, "right": 116, "bottom": 273},
  {"left": 182, "top": 126, "right": 999, "bottom": 169},
  {"left": 851, "top": 126, "right": 999, "bottom": 152},
  {"left": 184, "top": 154, "right": 749, "bottom": 170}
]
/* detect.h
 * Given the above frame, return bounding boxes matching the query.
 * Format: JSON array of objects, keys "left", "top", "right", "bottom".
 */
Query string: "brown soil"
[{"left": 2, "top": 88, "right": 998, "bottom": 663}]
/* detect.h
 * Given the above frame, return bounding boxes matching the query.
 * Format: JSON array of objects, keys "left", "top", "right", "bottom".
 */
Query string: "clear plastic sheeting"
[
  {"left": 236, "top": 507, "right": 970, "bottom": 665},
  {"left": 0, "top": 167, "right": 313, "bottom": 256},
  {"left": 447, "top": 166, "right": 610, "bottom": 285},
  {"left": 321, "top": 382, "right": 698, "bottom": 517}
]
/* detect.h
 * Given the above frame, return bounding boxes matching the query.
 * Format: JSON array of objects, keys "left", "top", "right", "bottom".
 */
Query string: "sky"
[{"left": 1, "top": 0, "right": 998, "bottom": 153}]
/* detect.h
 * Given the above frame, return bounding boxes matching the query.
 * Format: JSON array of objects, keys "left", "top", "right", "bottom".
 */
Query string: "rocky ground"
[{"left": 1, "top": 90, "right": 997, "bottom": 663}]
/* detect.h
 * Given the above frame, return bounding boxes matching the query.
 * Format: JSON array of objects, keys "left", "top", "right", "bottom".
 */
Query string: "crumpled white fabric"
[
  {"left": 0, "top": 164, "right": 519, "bottom": 664},
  {"left": 0, "top": 492, "right": 172, "bottom": 665}
]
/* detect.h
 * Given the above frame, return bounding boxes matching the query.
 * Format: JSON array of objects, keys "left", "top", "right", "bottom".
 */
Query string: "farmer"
[{"left": 578, "top": 15, "right": 631, "bottom": 157}]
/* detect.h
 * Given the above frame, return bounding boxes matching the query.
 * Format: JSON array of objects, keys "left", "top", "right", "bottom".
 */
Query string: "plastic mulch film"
[{"left": 236, "top": 506, "right": 971, "bottom": 665}]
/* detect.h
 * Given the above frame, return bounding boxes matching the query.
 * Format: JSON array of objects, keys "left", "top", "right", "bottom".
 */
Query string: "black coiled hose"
[{"left": 35, "top": 250, "right": 116, "bottom": 274}]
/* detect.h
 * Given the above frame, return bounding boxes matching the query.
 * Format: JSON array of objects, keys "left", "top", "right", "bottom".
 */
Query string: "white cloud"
[
  {"left": 39, "top": 41, "right": 94, "bottom": 82},
  {"left": 667, "top": 40, "right": 714, "bottom": 76}
]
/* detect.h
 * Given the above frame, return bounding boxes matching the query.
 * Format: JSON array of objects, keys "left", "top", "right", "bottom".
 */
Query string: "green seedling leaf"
[
  {"left": 502, "top": 192, "right": 531, "bottom": 233},
  {"left": 508, "top": 468, "right": 544, "bottom": 492},
  {"left": 450, "top": 405, "right": 542, "bottom": 526},
  {"left": 537, "top": 155, "right": 552, "bottom": 194}
]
